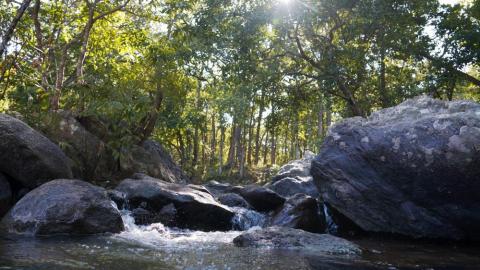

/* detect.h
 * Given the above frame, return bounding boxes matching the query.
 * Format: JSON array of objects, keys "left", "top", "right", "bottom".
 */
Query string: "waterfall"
[
  {"left": 323, "top": 203, "right": 338, "bottom": 234},
  {"left": 231, "top": 207, "right": 267, "bottom": 231}
]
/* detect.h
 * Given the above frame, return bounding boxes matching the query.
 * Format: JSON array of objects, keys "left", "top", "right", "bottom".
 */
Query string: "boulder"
[
  {"left": 268, "top": 176, "right": 319, "bottom": 198},
  {"left": 0, "top": 173, "right": 12, "bottom": 217},
  {"left": 237, "top": 185, "right": 285, "bottom": 212},
  {"left": 115, "top": 176, "right": 234, "bottom": 231},
  {"left": 271, "top": 151, "right": 314, "bottom": 183},
  {"left": 1, "top": 179, "right": 124, "bottom": 235},
  {"left": 121, "top": 140, "right": 188, "bottom": 184},
  {"left": 204, "top": 181, "right": 242, "bottom": 197},
  {"left": 42, "top": 112, "right": 188, "bottom": 184},
  {"left": 233, "top": 227, "right": 361, "bottom": 256},
  {"left": 0, "top": 114, "right": 73, "bottom": 188},
  {"left": 311, "top": 96, "right": 480, "bottom": 241},
  {"left": 270, "top": 194, "right": 326, "bottom": 233},
  {"left": 218, "top": 193, "right": 251, "bottom": 209},
  {"left": 40, "top": 111, "right": 113, "bottom": 181}
]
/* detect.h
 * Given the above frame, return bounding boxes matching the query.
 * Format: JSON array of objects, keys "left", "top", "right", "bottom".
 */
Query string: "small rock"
[{"left": 233, "top": 226, "right": 361, "bottom": 256}]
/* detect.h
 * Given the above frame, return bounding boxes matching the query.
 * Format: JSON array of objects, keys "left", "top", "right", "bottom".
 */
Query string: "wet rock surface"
[
  {"left": 233, "top": 226, "right": 361, "bottom": 256},
  {"left": 236, "top": 185, "right": 285, "bottom": 212},
  {"left": 115, "top": 175, "right": 234, "bottom": 231},
  {"left": 1, "top": 179, "right": 124, "bottom": 235},
  {"left": 0, "top": 113, "right": 73, "bottom": 189},
  {"left": 312, "top": 96, "right": 480, "bottom": 240},
  {"left": 270, "top": 194, "right": 326, "bottom": 233}
]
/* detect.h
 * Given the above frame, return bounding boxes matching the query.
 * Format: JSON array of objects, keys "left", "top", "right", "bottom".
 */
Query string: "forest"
[
  {"left": 2, "top": 1, "right": 480, "bottom": 269},
  {"left": 1, "top": 0, "right": 479, "bottom": 183}
]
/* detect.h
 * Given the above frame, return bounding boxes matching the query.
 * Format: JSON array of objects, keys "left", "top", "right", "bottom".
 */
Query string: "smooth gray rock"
[
  {"left": 312, "top": 96, "right": 480, "bottom": 240},
  {"left": 218, "top": 193, "right": 251, "bottom": 209},
  {"left": 2, "top": 179, "right": 124, "bottom": 235},
  {"left": 271, "top": 194, "right": 326, "bottom": 233},
  {"left": 0, "top": 114, "right": 73, "bottom": 188},
  {"left": 271, "top": 152, "right": 314, "bottom": 183},
  {"left": 116, "top": 175, "right": 234, "bottom": 231},
  {"left": 237, "top": 185, "right": 285, "bottom": 212},
  {"left": 268, "top": 176, "right": 319, "bottom": 198},
  {"left": 0, "top": 173, "right": 12, "bottom": 218},
  {"left": 204, "top": 181, "right": 242, "bottom": 197},
  {"left": 233, "top": 227, "right": 361, "bottom": 256}
]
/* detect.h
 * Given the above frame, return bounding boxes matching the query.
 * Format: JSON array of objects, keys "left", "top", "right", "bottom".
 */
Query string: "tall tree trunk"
[
  {"left": 247, "top": 108, "right": 254, "bottom": 166},
  {"left": 51, "top": 47, "right": 68, "bottom": 111},
  {"left": 379, "top": 44, "right": 388, "bottom": 107},
  {"left": 136, "top": 88, "right": 163, "bottom": 142},
  {"left": 254, "top": 91, "right": 265, "bottom": 165},
  {"left": 177, "top": 130, "right": 186, "bottom": 167},
  {"left": 0, "top": 0, "right": 32, "bottom": 57},
  {"left": 239, "top": 122, "right": 246, "bottom": 178},
  {"left": 263, "top": 130, "right": 269, "bottom": 165},
  {"left": 325, "top": 92, "right": 332, "bottom": 130},
  {"left": 317, "top": 97, "right": 324, "bottom": 140},
  {"left": 227, "top": 118, "right": 237, "bottom": 168},
  {"left": 210, "top": 113, "right": 216, "bottom": 166},
  {"left": 192, "top": 81, "right": 201, "bottom": 167},
  {"left": 219, "top": 125, "right": 225, "bottom": 175},
  {"left": 235, "top": 124, "right": 242, "bottom": 167},
  {"left": 270, "top": 130, "right": 276, "bottom": 165},
  {"left": 338, "top": 82, "right": 363, "bottom": 117}
]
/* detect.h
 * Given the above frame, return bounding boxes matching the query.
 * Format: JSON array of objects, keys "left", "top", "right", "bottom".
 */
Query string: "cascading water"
[
  {"left": 323, "top": 203, "right": 338, "bottom": 234},
  {"left": 112, "top": 204, "right": 267, "bottom": 250},
  {"left": 231, "top": 207, "right": 266, "bottom": 231}
]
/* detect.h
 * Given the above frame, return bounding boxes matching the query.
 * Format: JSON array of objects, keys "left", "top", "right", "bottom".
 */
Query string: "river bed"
[{"left": 1, "top": 210, "right": 479, "bottom": 269}]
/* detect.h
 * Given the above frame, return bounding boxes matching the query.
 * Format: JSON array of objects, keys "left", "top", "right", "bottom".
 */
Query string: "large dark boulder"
[
  {"left": 268, "top": 176, "right": 319, "bottom": 198},
  {"left": 40, "top": 111, "right": 113, "bottom": 181},
  {"left": 1, "top": 179, "right": 124, "bottom": 235},
  {"left": 0, "top": 114, "right": 73, "bottom": 188},
  {"left": 217, "top": 193, "right": 251, "bottom": 209},
  {"left": 237, "top": 185, "right": 285, "bottom": 212},
  {"left": 0, "top": 173, "right": 12, "bottom": 218},
  {"left": 270, "top": 194, "right": 326, "bottom": 233},
  {"left": 121, "top": 141, "right": 189, "bottom": 184},
  {"left": 42, "top": 112, "right": 188, "bottom": 184},
  {"left": 115, "top": 175, "right": 234, "bottom": 231},
  {"left": 311, "top": 96, "right": 480, "bottom": 241},
  {"left": 233, "top": 227, "right": 361, "bottom": 256}
]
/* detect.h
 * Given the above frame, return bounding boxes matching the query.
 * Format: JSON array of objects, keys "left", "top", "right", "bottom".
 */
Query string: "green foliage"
[{"left": 1, "top": 0, "right": 479, "bottom": 183}]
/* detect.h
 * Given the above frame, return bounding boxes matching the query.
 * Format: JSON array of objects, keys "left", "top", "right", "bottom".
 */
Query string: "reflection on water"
[{"left": 0, "top": 211, "right": 479, "bottom": 270}]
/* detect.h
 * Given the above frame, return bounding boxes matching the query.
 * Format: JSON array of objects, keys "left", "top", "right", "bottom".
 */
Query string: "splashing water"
[
  {"left": 114, "top": 209, "right": 250, "bottom": 250},
  {"left": 231, "top": 207, "right": 267, "bottom": 231}
]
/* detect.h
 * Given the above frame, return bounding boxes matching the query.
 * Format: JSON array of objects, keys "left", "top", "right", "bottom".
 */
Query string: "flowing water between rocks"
[{"left": 0, "top": 209, "right": 479, "bottom": 270}]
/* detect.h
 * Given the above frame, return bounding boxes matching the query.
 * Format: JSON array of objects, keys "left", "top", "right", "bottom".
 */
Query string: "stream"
[{"left": 0, "top": 209, "right": 479, "bottom": 270}]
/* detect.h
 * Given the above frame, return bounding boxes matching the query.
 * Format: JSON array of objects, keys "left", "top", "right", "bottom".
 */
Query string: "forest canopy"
[{"left": 1, "top": 0, "right": 479, "bottom": 182}]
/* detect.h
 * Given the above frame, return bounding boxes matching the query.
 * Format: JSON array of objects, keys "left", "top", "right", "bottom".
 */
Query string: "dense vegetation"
[{"left": 1, "top": 0, "right": 479, "bottom": 182}]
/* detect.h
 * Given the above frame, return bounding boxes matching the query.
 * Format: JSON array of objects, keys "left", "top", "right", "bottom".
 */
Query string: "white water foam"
[{"left": 113, "top": 209, "right": 263, "bottom": 250}]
